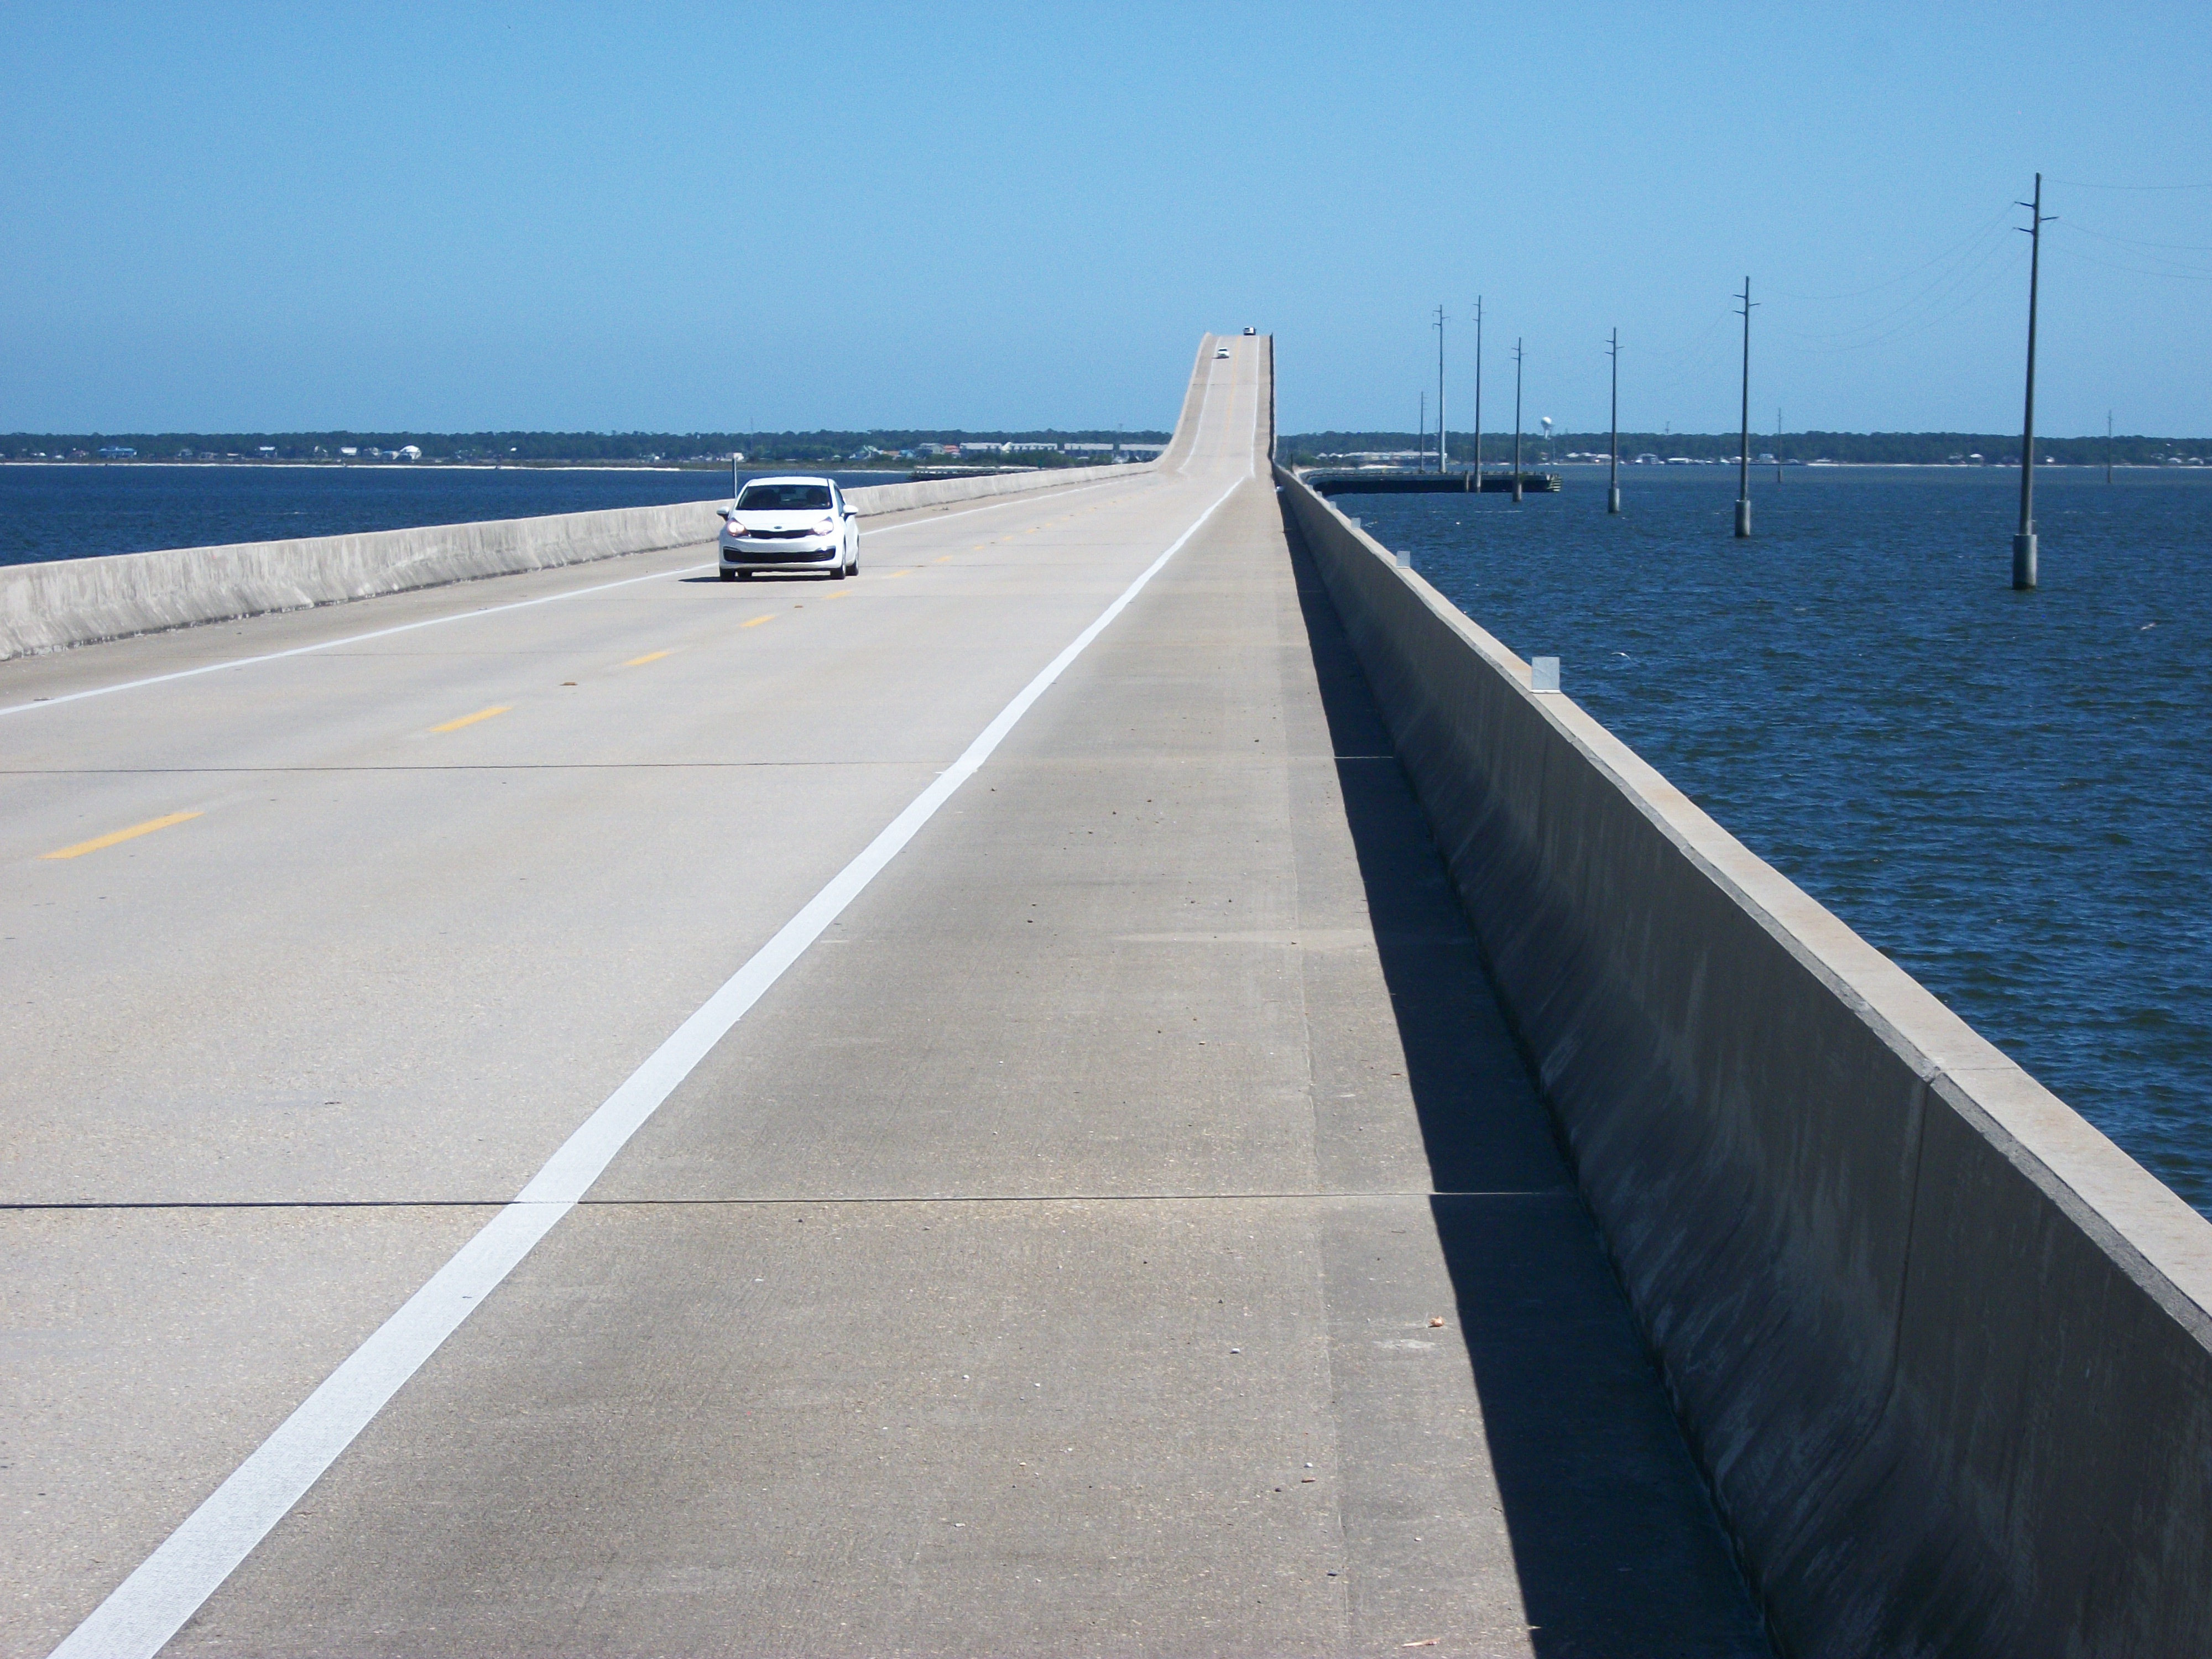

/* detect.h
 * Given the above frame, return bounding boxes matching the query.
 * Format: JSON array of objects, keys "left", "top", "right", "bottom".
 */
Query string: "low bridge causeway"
[
  {"left": 1301, "top": 468, "right": 1561, "bottom": 496},
  {"left": 4, "top": 334, "right": 2208, "bottom": 1658}
]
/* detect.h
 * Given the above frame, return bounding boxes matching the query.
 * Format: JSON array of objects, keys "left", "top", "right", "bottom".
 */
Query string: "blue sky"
[{"left": 4, "top": 2, "right": 2208, "bottom": 436}]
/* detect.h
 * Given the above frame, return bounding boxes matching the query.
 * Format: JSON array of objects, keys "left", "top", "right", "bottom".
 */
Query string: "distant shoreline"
[
  {"left": 0, "top": 461, "right": 911, "bottom": 474},
  {"left": 1296, "top": 458, "right": 2211, "bottom": 472},
  {"left": 1538, "top": 460, "right": 2209, "bottom": 471},
  {"left": 11, "top": 458, "right": 2209, "bottom": 474}
]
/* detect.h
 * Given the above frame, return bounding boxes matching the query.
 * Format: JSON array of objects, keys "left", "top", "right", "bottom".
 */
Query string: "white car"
[
  {"left": 717, "top": 476, "right": 858, "bottom": 580},
  {"left": 1214, "top": 346, "right": 1230, "bottom": 359}
]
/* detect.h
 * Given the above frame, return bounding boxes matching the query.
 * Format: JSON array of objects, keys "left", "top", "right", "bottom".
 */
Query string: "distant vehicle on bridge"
[
  {"left": 1214, "top": 345, "right": 1230, "bottom": 359},
  {"left": 717, "top": 476, "right": 858, "bottom": 581},
  {"left": 1243, "top": 326, "right": 1256, "bottom": 335}
]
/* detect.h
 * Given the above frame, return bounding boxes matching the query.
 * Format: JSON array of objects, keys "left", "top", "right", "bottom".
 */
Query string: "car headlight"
[{"left": 813, "top": 517, "right": 837, "bottom": 537}]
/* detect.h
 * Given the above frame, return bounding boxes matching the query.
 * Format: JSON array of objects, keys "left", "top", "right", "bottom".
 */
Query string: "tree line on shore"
[
  {"left": 0, "top": 429, "right": 1171, "bottom": 465},
  {"left": 1281, "top": 430, "right": 2209, "bottom": 467},
  {"left": 12, "top": 427, "right": 2206, "bottom": 469}
]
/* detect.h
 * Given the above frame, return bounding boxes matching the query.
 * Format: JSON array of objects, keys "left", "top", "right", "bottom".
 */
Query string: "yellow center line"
[
  {"left": 828, "top": 590, "right": 855, "bottom": 599},
  {"left": 42, "top": 810, "right": 203, "bottom": 861},
  {"left": 431, "top": 705, "right": 512, "bottom": 733},
  {"left": 884, "top": 570, "right": 913, "bottom": 580},
  {"left": 936, "top": 555, "right": 954, "bottom": 562},
  {"left": 741, "top": 613, "right": 777, "bottom": 628},
  {"left": 624, "top": 650, "right": 672, "bottom": 667}
]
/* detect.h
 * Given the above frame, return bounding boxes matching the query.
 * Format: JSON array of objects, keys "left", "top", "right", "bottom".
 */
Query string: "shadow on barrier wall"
[
  {"left": 1282, "top": 503, "right": 1774, "bottom": 1656},
  {"left": 1273, "top": 469, "right": 2212, "bottom": 1658}
]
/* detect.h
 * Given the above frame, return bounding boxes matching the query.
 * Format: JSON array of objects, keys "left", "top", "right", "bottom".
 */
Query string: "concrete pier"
[{"left": 1302, "top": 469, "right": 1560, "bottom": 497}]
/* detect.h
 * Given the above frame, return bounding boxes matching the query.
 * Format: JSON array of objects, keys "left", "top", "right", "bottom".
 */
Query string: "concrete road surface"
[{"left": 3, "top": 336, "right": 1768, "bottom": 1656}]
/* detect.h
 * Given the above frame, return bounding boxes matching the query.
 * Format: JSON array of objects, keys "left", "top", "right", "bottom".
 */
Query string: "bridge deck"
[{"left": 3, "top": 338, "right": 1765, "bottom": 1656}]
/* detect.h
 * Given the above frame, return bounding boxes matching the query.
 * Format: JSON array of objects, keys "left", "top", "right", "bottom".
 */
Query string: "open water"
[
  {"left": 0, "top": 465, "right": 899, "bottom": 568},
  {"left": 1355, "top": 465, "right": 2212, "bottom": 1218}
]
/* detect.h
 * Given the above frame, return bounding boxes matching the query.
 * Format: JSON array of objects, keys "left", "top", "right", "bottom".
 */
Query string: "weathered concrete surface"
[
  {"left": 4, "top": 336, "right": 1769, "bottom": 1656},
  {"left": 0, "top": 445, "right": 1178, "bottom": 663},
  {"left": 1279, "top": 469, "right": 2212, "bottom": 1657}
]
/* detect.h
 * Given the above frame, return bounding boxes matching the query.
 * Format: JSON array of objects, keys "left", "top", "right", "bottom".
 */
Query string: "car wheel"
[
  {"left": 830, "top": 562, "right": 846, "bottom": 581},
  {"left": 719, "top": 568, "right": 735, "bottom": 581},
  {"left": 736, "top": 570, "right": 753, "bottom": 581}
]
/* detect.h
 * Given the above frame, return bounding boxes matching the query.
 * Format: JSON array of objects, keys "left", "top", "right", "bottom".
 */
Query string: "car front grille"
[{"left": 732, "top": 526, "right": 817, "bottom": 540}]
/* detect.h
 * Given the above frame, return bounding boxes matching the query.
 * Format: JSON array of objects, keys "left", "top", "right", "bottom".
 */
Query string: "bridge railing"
[
  {"left": 0, "top": 456, "right": 1167, "bottom": 664},
  {"left": 0, "top": 334, "right": 1256, "bottom": 663},
  {"left": 1278, "top": 465, "right": 2212, "bottom": 1657}
]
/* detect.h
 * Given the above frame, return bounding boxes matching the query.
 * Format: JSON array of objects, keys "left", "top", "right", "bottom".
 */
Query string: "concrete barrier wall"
[
  {"left": 1277, "top": 468, "right": 2212, "bottom": 1657},
  {"left": 0, "top": 457, "right": 1157, "bottom": 662},
  {"left": 842, "top": 458, "right": 1154, "bottom": 518}
]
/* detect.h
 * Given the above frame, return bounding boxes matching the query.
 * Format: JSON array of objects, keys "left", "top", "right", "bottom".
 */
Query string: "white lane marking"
[
  {"left": 0, "top": 477, "right": 1161, "bottom": 721},
  {"left": 46, "top": 471, "right": 1246, "bottom": 1659}
]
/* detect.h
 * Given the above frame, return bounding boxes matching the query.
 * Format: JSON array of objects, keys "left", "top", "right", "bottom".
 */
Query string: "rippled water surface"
[
  {"left": 0, "top": 465, "right": 898, "bottom": 567},
  {"left": 1353, "top": 466, "right": 2212, "bottom": 1217}
]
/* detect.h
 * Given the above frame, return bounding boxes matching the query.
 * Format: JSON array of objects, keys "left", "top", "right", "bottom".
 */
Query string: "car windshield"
[{"left": 736, "top": 483, "right": 831, "bottom": 511}]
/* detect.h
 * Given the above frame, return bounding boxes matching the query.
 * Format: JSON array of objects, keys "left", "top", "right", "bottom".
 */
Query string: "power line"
[
  {"left": 1644, "top": 305, "right": 1736, "bottom": 362},
  {"left": 2047, "top": 176, "right": 2212, "bottom": 191},
  {"left": 2048, "top": 238, "right": 2212, "bottom": 284},
  {"left": 1773, "top": 242, "right": 2029, "bottom": 356},
  {"left": 2064, "top": 222, "right": 2212, "bottom": 254},
  {"left": 1766, "top": 205, "right": 2015, "bottom": 302},
  {"left": 1771, "top": 223, "right": 2019, "bottom": 346},
  {"left": 1637, "top": 307, "right": 1739, "bottom": 411}
]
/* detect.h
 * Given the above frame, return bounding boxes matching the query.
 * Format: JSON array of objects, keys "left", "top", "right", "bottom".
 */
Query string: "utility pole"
[
  {"left": 1512, "top": 339, "right": 1525, "bottom": 504},
  {"left": 1418, "top": 392, "right": 1427, "bottom": 472},
  {"left": 1436, "top": 304, "right": 1448, "bottom": 475},
  {"left": 2015, "top": 173, "right": 2052, "bottom": 589},
  {"left": 1735, "top": 276, "right": 1755, "bottom": 538},
  {"left": 1472, "top": 298, "right": 1484, "bottom": 490},
  {"left": 1607, "top": 327, "right": 1621, "bottom": 514}
]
